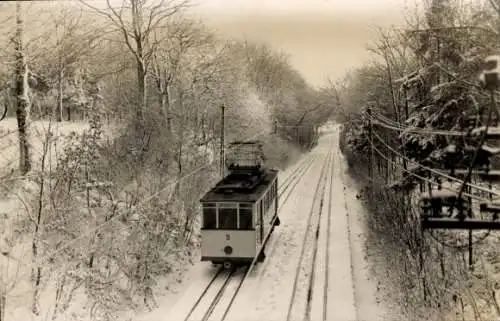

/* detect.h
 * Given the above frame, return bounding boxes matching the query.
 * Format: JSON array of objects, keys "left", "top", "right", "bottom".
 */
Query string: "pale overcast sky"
[
  {"left": 187, "top": 0, "right": 412, "bottom": 86},
  {"left": 190, "top": 0, "right": 410, "bottom": 16}
]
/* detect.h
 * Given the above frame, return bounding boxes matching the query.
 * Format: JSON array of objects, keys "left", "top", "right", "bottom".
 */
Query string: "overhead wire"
[
  {"left": 371, "top": 130, "right": 500, "bottom": 198},
  {"left": 369, "top": 116, "right": 497, "bottom": 249},
  {"left": 352, "top": 80, "right": 499, "bottom": 250},
  {"left": 434, "top": 91, "right": 497, "bottom": 249},
  {"left": 372, "top": 110, "right": 402, "bottom": 127},
  {"left": 369, "top": 114, "right": 467, "bottom": 137},
  {"left": 449, "top": 91, "right": 496, "bottom": 218},
  {"left": 370, "top": 142, "right": 487, "bottom": 202},
  {"left": 367, "top": 108, "right": 468, "bottom": 136},
  {"left": 370, "top": 140, "right": 493, "bottom": 249}
]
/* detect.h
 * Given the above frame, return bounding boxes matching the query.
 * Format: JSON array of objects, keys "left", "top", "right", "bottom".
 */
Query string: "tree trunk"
[
  {"left": 15, "top": 1, "right": 32, "bottom": 176},
  {"left": 52, "top": 272, "right": 66, "bottom": 320},
  {"left": 32, "top": 267, "right": 41, "bottom": 315},
  {"left": 31, "top": 119, "right": 50, "bottom": 316},
  {"left": 165, "top": 83, "right": 173, "bottom": 133},
  {"left": 154, "top": 69, "right": 171, "bottom": 134},
  {"left": 136, "top": 58, "right": 146, "bottom": 120},
  {"left": 56, "top": 67, "right": 63, "bottom": 122},
  {"left": 86, "top": 164, "right": 95, "bottom": 268},
  {"left": 0, "top": 282, "right": 5, "bottom": 321}
]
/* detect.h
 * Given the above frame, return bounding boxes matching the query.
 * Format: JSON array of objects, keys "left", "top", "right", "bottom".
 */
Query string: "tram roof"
[{"left": 200, "top": 169, "right": 278, "bottom": 203}]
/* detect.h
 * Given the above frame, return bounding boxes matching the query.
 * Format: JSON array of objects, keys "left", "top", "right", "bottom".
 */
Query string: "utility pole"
[
  {"left": 467, "top": 183, "right": 473, "bottom": 270},
  {"left": 367, "top": 106, "right": 373, "bottom": 181},
  {"left": 402, "top": 85, "right": 409, "bottom": 171},
  {"left": 220, "top": 104, "right": 225, "bottom": 177}
]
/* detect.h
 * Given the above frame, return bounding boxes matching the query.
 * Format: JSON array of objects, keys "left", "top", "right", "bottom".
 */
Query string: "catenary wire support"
[{"left": 220, "top": 103, "right": 225, "bottom": 177}]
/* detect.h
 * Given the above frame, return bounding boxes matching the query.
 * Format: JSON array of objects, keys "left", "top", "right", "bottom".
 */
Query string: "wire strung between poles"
[
  {"left": 449, "top": 90, "right": 496, "bottom": 220},
  {"left": 371, "top": 130, "right": 500, "bottom": 198},
  {"left": 371, "top": 143, "right": 493, "bottom": 249}
]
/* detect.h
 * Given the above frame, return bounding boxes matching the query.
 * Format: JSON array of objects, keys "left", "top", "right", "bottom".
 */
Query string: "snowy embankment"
[
  {"left": 0, "top": 118, "right": 90, "bottom": 176},
  {"left": 338, "top": 145, "right": 405, "bottom": 321},
  {"left": 136, "top": 126, "right": 402, "bottom": 321},
  {"left": 0, "top": 118, "right": 90, "bottom": 321}
]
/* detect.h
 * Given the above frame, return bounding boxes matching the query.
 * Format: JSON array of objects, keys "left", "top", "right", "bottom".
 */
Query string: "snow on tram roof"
[{"left": 200, "top": 169, "right": 278, "bottom": 203}]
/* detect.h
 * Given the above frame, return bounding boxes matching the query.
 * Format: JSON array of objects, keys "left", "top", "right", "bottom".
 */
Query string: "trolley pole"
[
  {"left": 220, "top": 104, "right": 225, "bottom": 177},
  {"left": 367, "top": 106, "right": 373, "bottom": 181},
  {"left": 402, "top": 86, "right": 409, "bottom": 171}
]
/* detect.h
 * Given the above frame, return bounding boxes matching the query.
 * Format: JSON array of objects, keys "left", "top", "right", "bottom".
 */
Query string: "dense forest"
[
  {"left": 0, "top": 1, "right": 333, "bottom": 320},
  {"left": 338, "top": 0, "right": 500, "bottom": 320}
]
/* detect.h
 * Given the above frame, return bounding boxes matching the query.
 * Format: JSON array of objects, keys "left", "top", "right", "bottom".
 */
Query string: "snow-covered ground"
[
  {"left": 0, "top": 118, "right": 91, "bottom": 321},
  {"left": 0, "top": 117, "right": 90, "bottom": 175},
  {"left": 136, "top": 125, "right": 401, "bottom": 321}
]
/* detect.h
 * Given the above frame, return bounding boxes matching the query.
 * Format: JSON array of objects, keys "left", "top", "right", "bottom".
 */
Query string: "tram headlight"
[{"left": 223, "top": 246, "right": 233, "bottom": 255}]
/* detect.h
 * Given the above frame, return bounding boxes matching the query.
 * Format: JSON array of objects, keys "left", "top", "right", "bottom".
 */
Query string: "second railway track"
[
  {"left": 285, "top": 144, "right": 335, "bottom": 321},
  {"left": 257, "top": 154, "right": 318, "bottom": 278}
]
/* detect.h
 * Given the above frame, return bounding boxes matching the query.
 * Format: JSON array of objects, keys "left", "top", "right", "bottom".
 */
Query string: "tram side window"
[
  {"left": 257, "top": 199, "right": 266, "bottom": 223},
  {"left": 239, "top": 204, "right": 253, "bottom": 230},
  {"left": 203, "top": 205, "right": 217, "bottom": 229},
  {"left": 218, "top": 208, "right": 237, "bottom": 229},
  {"left": 254, "top": 201, "right": 260, "bottom": 225}
]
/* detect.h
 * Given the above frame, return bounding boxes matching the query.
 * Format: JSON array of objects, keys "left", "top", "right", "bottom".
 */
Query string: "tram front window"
[
  {"left": 203, "top": 206, "right": 217, "bottom": 229},
  {"left": 218, "top": 208, "right": 237, "bottom": 229},
  {"left": 239, "top": 204, "right": 253, "bottom": 230}
]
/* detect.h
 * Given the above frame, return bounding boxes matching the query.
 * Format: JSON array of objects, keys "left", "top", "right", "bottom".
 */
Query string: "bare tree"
[
  {"left": 81, "top": 0, "right": 190, "bottom": 120},
  {"left": 47, "top": 7, "right": 100, "bottom": 122},
  {"left": 14, "top": 1, "right": 32, "bottom": 175},
  {"left": 0, "top": 99, "right": 7, "bottom": 122},
  {"left": 151, "top": 19, "right": 213, "bottom": 133}
]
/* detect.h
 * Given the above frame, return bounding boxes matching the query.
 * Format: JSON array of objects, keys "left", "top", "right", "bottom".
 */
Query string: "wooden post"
[
  {"left": 220, "top": 104, "right": 225, "bottom": 177},
  {"left": 403, "top": 85, "right": 409, "bottom": 171},
  {"left": 367, "top": 106, "right": 373, "bottom": 181}
]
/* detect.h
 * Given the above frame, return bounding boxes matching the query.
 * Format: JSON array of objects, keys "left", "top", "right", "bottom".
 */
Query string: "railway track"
[
  {"left": 179, "top": 154, "right": 316, "bottom": 321},
  {"left": 285, "top": 145, "right": 335, "bottom": 321},
  {"left": 321, "top": 145, "right": 336, "bottom": 321},
  {"left": 279, "top": 156, "right": 317, "bottom": 202},
  {"left": 277, "top": 154, "right": 317, "bottom": 197},
  {"left": 257, "top": 154, "right": 318, "bottom": 278},
  {"left": 182, "top": 266, "right": 248, "bottom": 321}
]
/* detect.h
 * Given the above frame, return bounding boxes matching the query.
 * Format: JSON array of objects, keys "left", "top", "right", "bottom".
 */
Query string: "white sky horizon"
[
  {"left": 186, "top": 0, "right": 414, "bottom": 86},
  {"left": 189, "top": 0, "right": 412, "bottom": 16}
]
